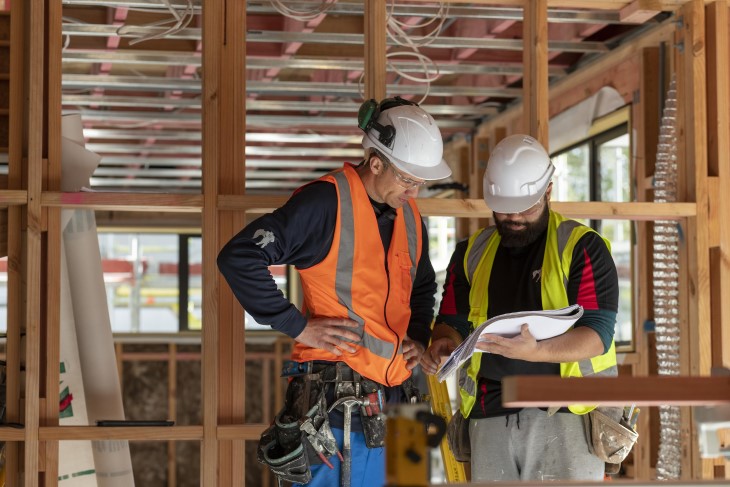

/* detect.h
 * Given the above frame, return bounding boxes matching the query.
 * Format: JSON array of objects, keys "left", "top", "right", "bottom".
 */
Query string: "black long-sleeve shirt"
[{"left": 217, "top": 180, "right": 437, "bottom": 350}]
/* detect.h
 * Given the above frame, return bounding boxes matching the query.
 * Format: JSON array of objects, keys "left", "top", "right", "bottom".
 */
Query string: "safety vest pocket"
[{"left": 398, "top": 252, "right": 413, "bottom": 304}]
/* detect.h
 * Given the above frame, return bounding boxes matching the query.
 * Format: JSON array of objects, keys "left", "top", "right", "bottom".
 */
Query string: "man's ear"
[
  {"left": 370, "top": 155, "right": 385, "bottom": 175},
  {"left": 545, "top": 181, "right": 553, "bottom": 201}
]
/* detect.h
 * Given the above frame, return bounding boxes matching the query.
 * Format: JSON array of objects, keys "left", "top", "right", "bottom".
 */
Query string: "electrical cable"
[
  {"left": 116, "top": 0, "right": 195, "bottom": 46},
  {"left": 269, "top": 0, "right": 338, "bottom": 22},
  {"left": 382, "top": 1, "right": 448, "bottom": 104}
]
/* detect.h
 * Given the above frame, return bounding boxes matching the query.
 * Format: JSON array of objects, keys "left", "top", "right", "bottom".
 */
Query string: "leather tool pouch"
[
  {"left": 446, "top": 410, "right": 471, "bottom": 463},
  {"left": 361, "top": 411, "right": 386, "bottom": 449},
  {"left": 257, "top": 374, "right": 336, "bottom": 483},
  {"left": 583, "top": 407, "right": 638, "bottom": 472}
]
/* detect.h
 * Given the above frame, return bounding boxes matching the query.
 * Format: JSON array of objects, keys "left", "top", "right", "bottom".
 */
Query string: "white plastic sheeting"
[{"left": 60, "top": 114, "right": 135, "bottom": 486}]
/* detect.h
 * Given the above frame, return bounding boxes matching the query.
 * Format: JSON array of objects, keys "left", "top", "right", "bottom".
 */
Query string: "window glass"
[
  {"left": 596, "top": 133, "right": 632, "bottom": 346},
  {"left": 551, "top": 126, "right": 634, "bottom": 349},
  {"left": 428, "top": 216, "right": 457, "bottom": 314},
  {"left": 244, "top": 265, "right": 288, "bottom": 330},
  {"left": 99, "top": 233, "right": 179, "bottom": 333},
  {"left": 187, "top": 236, "right": 202, "bottom": 330},
  {"left": 552, "top": 144, "right": 590, "bottom": 202}
]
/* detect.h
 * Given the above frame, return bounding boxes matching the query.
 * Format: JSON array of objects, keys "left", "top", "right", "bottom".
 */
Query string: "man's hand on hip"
[
  {"left": 295, "top": 317, "right": 361, "bottom": 355},
  {"left": 402, "top": 336, "right": 425, "bottom": 371}
]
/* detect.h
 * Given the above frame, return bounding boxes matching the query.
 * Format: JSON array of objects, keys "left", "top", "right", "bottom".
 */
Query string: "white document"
[{"left": 436, "top": 304, "right": 584, "bottom": 382}]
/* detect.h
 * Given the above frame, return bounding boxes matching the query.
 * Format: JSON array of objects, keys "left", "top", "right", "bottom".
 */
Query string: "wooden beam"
[
  {"left": 502, "top": 376, "right": 730, "bottom": 407},
  {"left": 44, "top": 0, "right": 63, "bottom": 482},
  {"left": 38, "top": 426, "right": 204, "bottom": 441},
  {"left": 523, "top": 0, "right": 549, "bottom": 146},
  {"left": 214, "top": 0, "right": 247, "bottom": 484},
  {"left": 0, "top": 189, "right": 28, "bottom": 205},
  {"left": 620, "top": 0, "right": 664, "bottom": 23},
  {"left": 22, "top": 0, "right": 45, "bottom": 484},
  {"left": 218, "top": 196, "right": 696, "bottom": 220},
  {"left": 42, "top": 192, "right": 203, "bottom": 212},
  {"left": 437, "top": 0, "right": 690, "bottom": 9},
  {"left": 478, "top": 15, "right": 676, "bottom": 135},
  {"left": 201, "top": 0, "right": 222, "bottom": 483},
  {"left": 677, "top": 0, "right": 711, "bottom": 478},
  {"left": 364, "top": 0, "right": 387, "bottom": 101},
  {"left": 5, "top": 0, "right": 25, "bottom": 482},
  {"left": 706, "top": 0, "right": 730, "bottom": 370},
  {"left": 631, "top": 45, "right": 661, "bottom": 482}
]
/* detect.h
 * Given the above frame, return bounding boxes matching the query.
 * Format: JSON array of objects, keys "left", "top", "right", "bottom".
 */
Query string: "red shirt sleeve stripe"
[{"left": 576, "top": 248, "right": 599, "bottom": 310}]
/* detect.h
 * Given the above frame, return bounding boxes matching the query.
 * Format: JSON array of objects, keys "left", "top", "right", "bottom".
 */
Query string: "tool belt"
[
  {"left": 257, "top": 361, "right": 390, "bottom": 484},
  {"left": 583, "top": 406, "right": 638, "bottom": 474}
]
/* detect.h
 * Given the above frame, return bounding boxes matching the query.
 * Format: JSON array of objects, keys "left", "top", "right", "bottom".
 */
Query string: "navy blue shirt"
[{"left": 217, "top": 180, "right": 437, "bottom": 351}]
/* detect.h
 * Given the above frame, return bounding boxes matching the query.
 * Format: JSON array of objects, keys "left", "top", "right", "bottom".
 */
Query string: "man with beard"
[{"left": 421, "top": 134, "right": 619, "bottom": 482}]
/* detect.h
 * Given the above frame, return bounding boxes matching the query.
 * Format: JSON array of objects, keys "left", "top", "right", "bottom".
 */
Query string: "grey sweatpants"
[{"left": 469, "top": 408, "right": 604, "bottom": 482}]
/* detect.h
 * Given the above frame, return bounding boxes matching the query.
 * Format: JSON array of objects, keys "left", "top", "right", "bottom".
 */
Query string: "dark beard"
[{"left": 493, "top": 203, "right": 550, "bottom": 248}]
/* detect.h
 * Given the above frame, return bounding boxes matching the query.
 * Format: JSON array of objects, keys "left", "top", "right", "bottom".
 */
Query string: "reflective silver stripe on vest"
[
  {"left": 466, "top": 227, "right": 496, "bottom": 284},
  {"left": 556, "top": 219, "right": 581, "bottom": 290},
  {"left": 333, "top": 171, "right": 395, "bottom": 360},
  {"left": 459, "top": 364, "right": 476, "bottom": 396},
  {"left": 579, "top": 361, "right": 618, "bottom": 377},
  {"left": 402, "top": 203, "right": 418, "bottom": 285}
]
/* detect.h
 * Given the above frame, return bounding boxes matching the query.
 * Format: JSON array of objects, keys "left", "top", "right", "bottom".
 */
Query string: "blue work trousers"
[{"left": 293, "top": 427, "right": 384, "bottom": 487}]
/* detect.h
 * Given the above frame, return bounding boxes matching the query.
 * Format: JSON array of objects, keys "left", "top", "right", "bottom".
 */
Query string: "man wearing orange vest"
[
  {"left": 421, "top": 134, "right": 619, "bottom": 482},
  {"left": 218, "top": 97, "right": 451, "bottom": 487}
]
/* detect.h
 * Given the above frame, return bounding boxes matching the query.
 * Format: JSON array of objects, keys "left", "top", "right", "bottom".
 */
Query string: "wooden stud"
[
  {"left": 22, "top": 0, "right": 47, "bottom": 484},
  {"left": 6, "top": 0, "right": 25, "bottom": 483},
  {"left": 43, "top": 0, "right": 63, "bottom": 483},
  {"left": 631, "top": 45, "right": 661, "bottom": 482},
  {"left": 364, "top": 0, "right": 387, "bottom": 101},
  {"left": 168, "top": 343, "right": 178, "bottom": 487},
  {"left": 523, "top": 0, "right": 549, "bottom": 146},
  {"left": 706, "top": 0, "right": 730, "bottom": 371},
  {"left": 678, "top": 0, "right": 712, "bottom": 478},
  {"left": 201, "top": 0, "right": 223, "bottom": 483}
]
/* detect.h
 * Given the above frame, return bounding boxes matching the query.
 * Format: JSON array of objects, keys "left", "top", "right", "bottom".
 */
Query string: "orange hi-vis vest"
[{"left": 291, "top": 163, "right": 423, "bottom": 386}]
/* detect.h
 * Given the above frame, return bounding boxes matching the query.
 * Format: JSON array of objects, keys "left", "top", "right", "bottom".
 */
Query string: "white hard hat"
[
  {"left": 483, "top": 134, "right": 555, "bottom": 214},
  {"left": 360, "top": 99, "right": 451, "bottom": 180}
]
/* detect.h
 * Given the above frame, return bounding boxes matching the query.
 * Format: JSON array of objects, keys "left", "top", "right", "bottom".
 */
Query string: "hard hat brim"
[
  {"left": 389, "top": 156, "right": 452, "bottom": 181},
  {"left": 484, "top": 190, "right": 547, "bottom": 214}
]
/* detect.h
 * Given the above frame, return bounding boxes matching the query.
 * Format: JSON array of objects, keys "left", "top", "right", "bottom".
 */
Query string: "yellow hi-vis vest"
[{"left": 458, "top": 210, "right": 618, "bottom": 417}]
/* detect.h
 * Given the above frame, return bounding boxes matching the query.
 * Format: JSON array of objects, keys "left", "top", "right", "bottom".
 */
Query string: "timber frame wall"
[{"left": 0, "top": 0, "right": 728, "bottom": 485}]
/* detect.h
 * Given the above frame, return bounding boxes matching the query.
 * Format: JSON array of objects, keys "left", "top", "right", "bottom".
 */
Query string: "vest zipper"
[{"left": 382, "top": 263, "right": 400, "bottom": 387}]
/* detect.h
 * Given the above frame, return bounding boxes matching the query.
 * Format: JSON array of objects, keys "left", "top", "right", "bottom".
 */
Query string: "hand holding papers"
[{"left": 435, "top": 304, "right": 584, "bottom": 382}]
